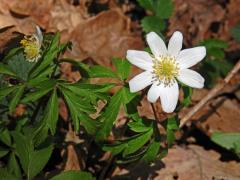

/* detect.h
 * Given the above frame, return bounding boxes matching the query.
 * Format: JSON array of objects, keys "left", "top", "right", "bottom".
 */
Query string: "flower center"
[
  {"left": 152, "top": 55, "right": 179, "bottom": 86},
  {"left": 20, "top": 36, "right": 41, "bottom": 62}
]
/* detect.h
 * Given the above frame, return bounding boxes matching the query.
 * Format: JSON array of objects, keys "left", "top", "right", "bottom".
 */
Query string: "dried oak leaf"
[
  {"left": 70, "top": 9, "right": 143, "bottom": 66},
  {"left": 112, "top": 145, "right": 240, "bottom": 180}
]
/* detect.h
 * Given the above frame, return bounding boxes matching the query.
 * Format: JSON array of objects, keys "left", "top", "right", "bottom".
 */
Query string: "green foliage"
[
  {"left": 211, "top": 132, "right": 240, "bottom": 158},
  {"left": 138, "top": 0, "right": 173, "bottom": 35},
  {"left": 51, "top": 171, "right": 95, "bottom": 180},
  {"left": 230, "top": 24, "right": 240, "bottom": 42},
  {"left": 199, "top": 39, "right": 232, "bottom": 88},
  {"left": 112, "top": 58, "right": 131, "bottom": 81}
]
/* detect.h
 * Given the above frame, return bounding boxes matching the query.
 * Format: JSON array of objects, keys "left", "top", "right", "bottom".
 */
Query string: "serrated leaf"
[
  {"left": 155, "top": 0, "right": 173, "bottom": 19},
  {"left": 51, "top": 171, "right": 95, "bottom": 180},
  {"left": 137, "top": 0, "right": 154, "bottom": 11},
  {"left": 96, "top": 89, "right": 122, "bottom": 140},
  {"left": 7, "top": 52, "right": 35, "bottom": 81},
  {"left": 44, "top": 89, "right": 59, "bottom": 135},
  {"left": 9, "top": 85, "right": 25, "bottom": 113},
  {"left": 112, "top": 58, "right": 131, "bottom": 81},
  {"left": 89, "top": 65, "right": 117, "bottom": 78},
  {"left": 0, "top": 63, "right": 16, "bottom": 76},
  {"left": 141, "top": 16, "right": 166, "bottom": 34}
]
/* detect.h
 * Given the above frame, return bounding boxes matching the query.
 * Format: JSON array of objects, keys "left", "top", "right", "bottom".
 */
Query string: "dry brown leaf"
[
  {"left": 70, "top": 9, "right": 143, "bottom": 65},
  {"left": 112, "top": 145, "right": 240, "bottom": 180}
]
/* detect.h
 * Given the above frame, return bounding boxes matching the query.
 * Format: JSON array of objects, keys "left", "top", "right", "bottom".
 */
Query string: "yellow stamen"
[
  {"left": 20, "top": 36, "right": 40, "bottom": 62},
  {"left": 152, "top": 55, "right": 179, "bottom": 86}
]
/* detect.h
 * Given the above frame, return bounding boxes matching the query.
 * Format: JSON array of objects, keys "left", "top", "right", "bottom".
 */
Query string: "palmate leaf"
[
  {"left": 51, "top": 171, "right": 95, "bottom": 180},
  {"left": 0, "top": 168, "right": 19, "bottom": 180},
  {"left": 89, "top": 65, "right": 118, "bottom": 78},
  {"left": 7, "top": 152, "right": 22, "bottom": 178},
  {"left": 60, "top": 86, "right": 98, "bottom": 134},
  {"left": 22, "top": 79, "right": 56, "bottom": 103},
  {"left": 7, "top": 52, "right": 35, "bottom": 81},
  {"left": 11, "top": 131, "right": 53, "bottom": 180},
  {"left": 137, "top": 0, "right": 154, "bottom": 11}
]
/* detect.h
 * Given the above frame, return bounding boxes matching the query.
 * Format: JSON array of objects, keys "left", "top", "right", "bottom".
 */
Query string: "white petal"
[
  {"left": 177, "top": 69, "right": 204, "bottom": 88},
  {"left": 146, "top": 32, "right": 167, "bottom": 58},
  {"left": 177, "top": 47, "right": 206, "bottom": 69},
  {"left": 126, "top": 50, "right": 153, "bottom": 71},
  {"left": 159, "top": 80, "right": 179, "bottom": 113},
  {"left": 168, "top": 31, "right": 183, "bottom": 57},
  {"left": 147, "top": 82, "right": 162, "bottom": 103},
  {"left": 129, "top": 71, "right": 153, "bottom": 93},
  {"left": 35, "top": 25, "right": 43, "bottom": 46}
]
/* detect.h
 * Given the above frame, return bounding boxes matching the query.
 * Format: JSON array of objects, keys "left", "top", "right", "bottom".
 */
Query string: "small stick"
[{"left": 180, "top": 60, "right": 240, "bottom": 128}]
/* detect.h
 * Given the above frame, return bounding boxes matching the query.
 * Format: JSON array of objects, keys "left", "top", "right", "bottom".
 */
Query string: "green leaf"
[
  {"left": 112, "top": 58, "right": 131, "bottom": 81},
  {"left": 96, "top": 89, "right": 123, "bottom": 140},
  {"left": 0, "top": 63, "right": 16, "bottom": 76},
  {"left": 211, "top": 132, "right": 240, "bottom": 153},
  {"left": 0, "top": 168, "right": 19, "bottom": 180},
  {"left": 7, "top": 153, "right": 22, "bottom": 178},
  {"left": 30, "top": 32, "right": 60, "bottom": 78},
  {"left": 60, "top": 58, "right": 91, "bottom": 78},
  {"left": 141, "top": 136, "right": 160, "bottom": 162},
  {"left": 182, "top": 86, "right": 192, "bottom": 107},
  {"left": 137, "top": 0, "right": 154, "bottom": 11},
  {"left": 0, "top": 147, "right": 9, "bottom": 158},
  {"left": 27, "top": 145, "right": 53, "bottom": 179},
  {"left": 0, "top": 129, "right": 12, "bottom": 146},
  {"left": 141, "top": 16, "right": 166, "bottom": 34},
  {"left": 199, "top": 39, "right": 228, "bottom": 49},
  {"left": 9, "top": 85, "right": 25, "bottom": 113},
  {"left": 165, "top": 116, "right": 179, "bottom": 147},
  {"left": 2, "top": 47, "right": 22, "bottom": 62},
  {"left": 89, "top": 65, "right": 117, "bottom": 78},
  {"left": 51, "top": 171, "right": 95, "bottom": 180},
  {"left": 60, "top": 87, "right": 98, "bottom": 134},
  {"left": 7, "top": 52, "right": 35, "bottom": 81},
  {"left": 11, "top": 131, "right": 53, "bottom": 179},
  {"left": 230, "top": 24, "right": 240, "bottom": 42},
  {"left": 128, "top": 119, "right": 152, "bottom": 133},
  {"left": 22, "top": 80, "right": 56, "bottom": 103},
  {"left": 155, "top": 0, "right": 173, "bottom": 19},
  {"left": 0, "top": 86, "right": 17, "bottom": 102},
  {"left": 44, "top": 89, "right": 59, "bottom": 135},
  {"left": 123, "top": 129, "right": 153, "bottom": 157}
]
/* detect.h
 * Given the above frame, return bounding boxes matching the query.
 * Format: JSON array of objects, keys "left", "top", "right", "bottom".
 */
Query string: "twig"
[{"left": 180, "top": 60, "right": 240, "bottom": 128}]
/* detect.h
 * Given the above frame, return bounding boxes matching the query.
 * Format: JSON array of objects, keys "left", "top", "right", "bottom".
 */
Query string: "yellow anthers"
[
  {"left": 20, "top": 35, "right": 41, "bottom": 62},
  {"left": 20, "top": 26, "right": 43, "bottom": 62},
  {"left": 152, "top": 55, "right": 179, "bottom": 86}
]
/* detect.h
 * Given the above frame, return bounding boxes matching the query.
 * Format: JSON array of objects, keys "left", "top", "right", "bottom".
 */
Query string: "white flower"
[
  {"left": 127, "top": 31, "right": 206, "bottom": 113},
  {"left": 20, "top": 26, "right": 43, "bottom": 62}
]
